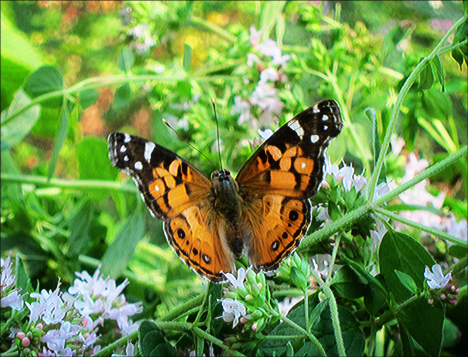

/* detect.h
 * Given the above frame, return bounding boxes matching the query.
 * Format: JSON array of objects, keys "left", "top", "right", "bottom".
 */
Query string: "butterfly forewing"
[
  {"left": 236, "top": 100, "right": 343, "bottom": 271},
  {"left": 108, "top": 133, "right": 235, "bottom": 281}
]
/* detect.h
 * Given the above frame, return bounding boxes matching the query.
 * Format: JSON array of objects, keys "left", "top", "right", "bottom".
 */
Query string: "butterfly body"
[{"left": 108, "top": 100, "right": 343, "bottom": 282}]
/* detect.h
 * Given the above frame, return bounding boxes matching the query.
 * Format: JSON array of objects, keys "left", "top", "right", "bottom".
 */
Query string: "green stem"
[
  {"left": 367, "top": 15, "right": 467, "bottom": 202},
  {"left": 155, "top": 321, "right": 245, "bottom": 357},
  {"left": 0, "top": 173, "right": 138, "bottom": 194},
  {"left": 374, "top": 206, "right": 467, "bottom": 248},
  {"left": 326, "top": 234, "right": 341, "bottom": 285},
  {"left": 264, "top": 334, "right": 305, "bottom": 339},
  {"left": 158, "top": 294, "right": 205, "bottom": 322},
  {"left": 2, "top": 74, "right": 240, "bottom": 126},
  {"left": 323, "top": 285, "right": 346, "bottom": 357},
  {"left": 187, "top": 16, "right": 237, "bottom": 43},
  {"left": 280, "top": 314, "right": 327, "bottom": 356},
  {"left": 451, "top": 255, "right": 468, "bottom": 277},
  {"left": 373, "top": 293, "right": 424, "bottom": 329},
  {"left": 299, "top": 145, "right": 467, "bottom": 250},
  {"left": 94, "top": 333, "right": 136, "bottom": 357},
  {"left": 372, "top": 146, "right": 467, "bottom": 207}
]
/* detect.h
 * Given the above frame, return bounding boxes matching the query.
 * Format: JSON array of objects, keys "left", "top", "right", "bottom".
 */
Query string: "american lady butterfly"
[{"left": 108, "top": 100, "right": 342, "bottom": 282}]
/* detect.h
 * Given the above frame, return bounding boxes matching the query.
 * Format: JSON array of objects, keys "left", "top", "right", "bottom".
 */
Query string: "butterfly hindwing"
[{"left": 237, "top": 100, "right": 343, "bottom": 270}]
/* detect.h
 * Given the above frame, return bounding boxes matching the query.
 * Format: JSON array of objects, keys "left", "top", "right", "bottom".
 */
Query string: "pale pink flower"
[
  {"left": 221, "top": 298, "right": 246, "bottom": 328},
  {"left": 424, "top": 264, "right": 451, "bottom": 289}
]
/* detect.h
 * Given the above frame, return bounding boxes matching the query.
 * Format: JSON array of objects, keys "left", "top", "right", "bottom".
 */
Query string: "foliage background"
[{"left": 1, "top": 1, "right": 467, "bottom": 356}]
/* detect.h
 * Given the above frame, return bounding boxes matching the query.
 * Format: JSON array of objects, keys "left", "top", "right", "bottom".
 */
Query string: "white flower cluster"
[
  {"left": 319, "top": 154, "right": 391, "bottom": 248},
  {"left": 1, "top": 254, "right": 24, "bottom": 311},
  {"left": 128, "top": 24, "right": 156, "bottom": 54},
  {"left": 3, "top": 260, "right": 141, "bottom": 357},
  {"left": 231, "top": 26, "right": 290, "bottom": 129}
]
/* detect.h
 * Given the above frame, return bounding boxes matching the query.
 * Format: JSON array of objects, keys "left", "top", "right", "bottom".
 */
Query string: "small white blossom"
[
  {"left": 231, "top": 96, "right": 251, "bottom": 125},
  {"left": 247, "top": 53, "right": 260, "bottom": 67},
  {"left": 220, "top": 298, "right": 246, "bottom": 327},
  {"left": 128, "top": 24, "right": 155, "bottom": 54},
  {"left": 271, "top": 53, "right": 291, "bottom": 66},
  {"left": 1, "top": 255, "right": 24, "bottom": 310},
  {"left": 424, "top": 264, "right": 451, "bottom": 289},
  {"left": 258, "top": 39, "right": 282, "bottom": 59},
  {"left": 259, "top": 68, "right": 279, "bottom": 83},
  {"left": 249, "top": 26, "right": 262, "bottom": 46},
  {"left": 390, "top": 134, "right": 405, "bottom": 155},
  {"left": 223, "top": 267, "right": 251, "bottom": 289}
]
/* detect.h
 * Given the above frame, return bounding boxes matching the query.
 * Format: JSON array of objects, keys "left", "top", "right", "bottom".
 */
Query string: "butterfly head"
[{"left": 211, "top": 169, "right": 242, "bottom": 215}]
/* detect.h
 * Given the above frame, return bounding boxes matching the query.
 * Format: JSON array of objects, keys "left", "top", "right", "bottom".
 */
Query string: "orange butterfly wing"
[
  {"left": 108, "top": 133, "right": 234, "bottom": 281},
  {"left": 236, "top": 100, "right": 343, "bottom": 270}
]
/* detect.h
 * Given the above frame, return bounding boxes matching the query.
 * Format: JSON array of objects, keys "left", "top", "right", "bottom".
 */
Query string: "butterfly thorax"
[
  {"left": 211, "top": 169, "right": 242, "bottom": 216},
  {"left": 211, "top": 169, "right": 244, "bottom": 257}
]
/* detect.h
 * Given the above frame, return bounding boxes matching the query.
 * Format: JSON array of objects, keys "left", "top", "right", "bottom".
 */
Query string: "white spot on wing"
[
  {"left": 322, "top": 114, "right": 329, "bottom": 121},
  {"left": 124, "top": 133, "right": 131, "bottom": 143},
  {"left": 144, "top": 142, "right": 156, "bottom": 162},
  {"left": 301, "top": 162, "right": 306, "bottom": 169},
  {"left": 155, "top": 185, "right": 160, "bottom": 192},
  {"left": 124, "top": 156, "right": 129, "bottom": 162},
  {"left": 135, "top": 161, "right": 143, "bottom": 170},
  {"left": 313, "top": 105, "right": 319, "bottom": 113},
  {"left": 311, "top": 135, "right": 319, "bottom": 143},
  {"left": 323, "top": 125, "right": 328, "bottom": 130},
  {"left": 120, "top": 145, "right": 127, "bottom": 153},
  {"left": 288, "top": 120, "right": 304, "bottom": 139}
]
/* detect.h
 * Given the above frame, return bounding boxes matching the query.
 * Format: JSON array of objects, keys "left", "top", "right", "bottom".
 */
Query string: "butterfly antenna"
[
  {"left": 162, "top": 119, "right": 218, "bottom": 170},
  {"left": 211, "top": 99, "right": 223, "bottom": 170}
]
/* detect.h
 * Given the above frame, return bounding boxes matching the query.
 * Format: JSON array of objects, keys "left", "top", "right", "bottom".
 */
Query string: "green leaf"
[
  {"left": 394, "top": 270, "right": 419, "bottom": 295},
  {"left": 399, "top": 322, "right": 415, "bottom": 357},
  {"left": 113, "top": 83, "right": 131, "bottom": 109},
  {"left": 183, "top": 44, "right": 192, "bottom": 71},
  {"left": 331, "top": 265, "right": 368, "bottom": 299},
  {"left": 24, "top": 65, "right": 64, "bottom": 108},
  {"left": 300, "top": 301, "right": 366, "bottom": 357},
  {"left": 68, "top": 201, "right": 92, "bottom": 256},
  {"left": 399, "top": 298, "right": 445, "bottom": 357},
  {"left": 379, "top": 228, "right": 444, "bottom": 357},
  {"left": 1, "top": 89, "right": 41, "bottom": 150},
  {"left": 139, "top": 321, "right": 179, "bottom": 357},
  {"left": 1, "top": 11, "right": 45, "bottom": 110},
  {"left": 364, "top": 274, "right": 387, "bottom": 315},
  {"left": 260, "top": 1, "right": 286, "bottom": 39},
  {"left": 47, "top": 103, "right": 69, "bottom": 179},
  {"left": 291, "top": 266, "right": 307, "bottom": 291},
  {"left": 15, "top": 253, "right": 30, "bottom": 292},
  {"left": 118, "top": 47, "right": 135, "bottom": 73},
  {"left": 379, "top": 228, "right": 434, "bottom": 303},
  {"left": 448, "top": 244, "right": 467, "bottom": 259},
  {"left": 77, "top": 136, "right": 114, "bottom": 180},
  {"left": 418, "top": 61, "right": 434, "bottom": 90},
  {"left": 79, "top": 89, "right": 100, "bottom": 110},
  {"left": 421, "top": 88, "right": 452, "bottom": 119},
  {"left": 432, "top": 56, "right": 445, "bottom": 92},
  {"left": 365, "top": 106, "right": 386, "bottom": 185},
  {"left": 101, "top": 213, "right": 145, "bottom": 279},
  {"left": 451, "top": 47, "right": 465, "bottom": 69}
]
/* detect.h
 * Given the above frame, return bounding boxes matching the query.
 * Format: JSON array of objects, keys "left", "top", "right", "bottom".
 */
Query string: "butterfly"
[{"left": 108, "top": 100, "right": 343, "bottom": 282}]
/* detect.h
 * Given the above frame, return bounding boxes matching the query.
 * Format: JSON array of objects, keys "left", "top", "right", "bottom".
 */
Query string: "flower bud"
[
  {"left": 16, "top": 332, "right": 25, "bottom": 340},
  {"left": 22, "top": 337, "right": 30, "bottom": 347}
]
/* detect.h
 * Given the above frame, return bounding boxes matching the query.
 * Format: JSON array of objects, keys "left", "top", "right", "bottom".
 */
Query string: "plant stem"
[
  {"left": 280, "top": 314, "right": 327, "bottom": 356},
  {"left": 374, "top": 206, "right": 467, "bottom": 247},
  {"left": 323, "top": 285, "right": 346, "bottom": 357},
  {"left": 159, "top": 294, "right": 205, "bottom": 322},
  {"left": 1, "top": 173, "right": 138, "bottom": 194},
  {"left": 367, "top": 15, "right": 468, "bottom": 202},
  {"left": 2, "top": 74, "right": 240, "bottom": 126},
  {"left": 299, "top": 145, "right": 467, "bottom": 250},
  {"left": 188, "top": 16, "right": 237, "bottom": 43}
]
